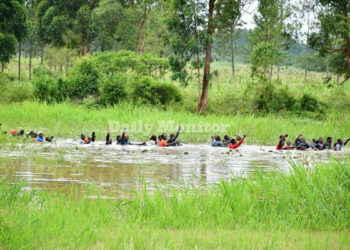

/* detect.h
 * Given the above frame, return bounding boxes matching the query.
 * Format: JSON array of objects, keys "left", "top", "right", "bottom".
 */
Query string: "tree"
[
  {"left": 250, "top": 0, "right": 294, "bottom": 79},
  {"left": 308, "top": 0, "right": 350, "bottom": 83},
  {"left": 0, "top": 33, "right": 17, "bottom": 72},
  {"left": 215, "top": 0, "right": 250, "bottom": 78},
  {"left": 0, "top": 0, "right": 28, "bottom": 78},
  {"left": 167, "top": 0, "right": 243, "bottom": 114},
  {"left": 75, "top": 5, "right": 96, "bottom": 55},
  {"left": 250, "top": 42, "right": 283, "bottom": 78}
]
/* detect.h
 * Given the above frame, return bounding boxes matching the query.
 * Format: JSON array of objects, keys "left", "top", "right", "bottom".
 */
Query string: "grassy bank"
[
  {"left": 1, "top": 158, "right": 350, "bottom": 248},
  {"left": 0, "top": 101, "right": 349, "bottom": 144}
]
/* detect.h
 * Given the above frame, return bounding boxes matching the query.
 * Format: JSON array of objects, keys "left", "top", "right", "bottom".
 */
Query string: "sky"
[{"left": 240, "top": 0, "right": 316, "bottom": 33}]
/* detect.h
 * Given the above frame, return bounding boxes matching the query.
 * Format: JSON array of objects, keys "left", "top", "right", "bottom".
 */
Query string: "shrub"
[
  {"left": 99, "top": 73, "right": 127, "bottom": 106},
  {"left": 296, "top": 94, "right": 324, "bottom": 113},
  {"left": 0, "top": 73, "right": 33, "bottom": 103},
  {"left": 250, "top": 81, "right": 323, "bottom": 115},
  {"left": 32, "top": 67, "right": 66, "bottom": 103},
  {"left": 66, "top": 57, "right": 99, "bottom": 99},
  {"left": 131, "top": 76, "right": 182, "bottom": 105}
]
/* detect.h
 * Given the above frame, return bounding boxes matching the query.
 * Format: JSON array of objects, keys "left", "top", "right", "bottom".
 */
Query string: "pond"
[{"left": 0, "top": 139, "right": 347, "bottom": 197}]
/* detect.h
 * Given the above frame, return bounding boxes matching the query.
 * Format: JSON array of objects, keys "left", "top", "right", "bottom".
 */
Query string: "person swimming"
[
  {"left": 277, "top": 134, "right": 288, "bottom": 150},
  {"left": 45, "top": 136, "right": 54, "bottom": 142},
  {"left": 117, "top": 128, "right": 146, "bottom": 146},
  {"left": 158, "top": 124, "right": 181, "bottom": 147},
  {"left": 106, "top": 130, "right": 112, "bottom": 145},
  {"left": 316, "top": 137, "right": 324, "bottom": 150},
  {"left": 323, "top": 137, "right": 332, "bottom": 149},
  {"left": 294, "top": 134, "right": 311, "bottom": 150},
  {"left": 334, "top": 138, "right": 350, "bottom": 151},
  {"left": 211, "top": 135, "right": 222, "bottom": 147},
  {"left": 228, "top": 135, "right": 246, "bottom": 149},
  {"left": 10, "top": 129, "right": 24, "bottom": 136},
  {"left": 283, "top": 140, "right": 294, "bottom": 150},
  {"left": 166, "top": 124, "right": 182, "bottom": 146},
  {"left": 222, "top": 135, "right": 231, "bottom": 147},
  {"left": 80, "top": 132, "right": 95, "bottom": 144},
  {"left": 149, "top": 135, "right": 157, "bottom": 145},
  {"left": 32, "top": 131, "right": 44, "bottom": 142}
]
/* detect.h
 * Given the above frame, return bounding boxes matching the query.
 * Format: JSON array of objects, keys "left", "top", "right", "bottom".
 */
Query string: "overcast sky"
[{"left": 240, "top": 0, "right": 316, "bottom": 34}]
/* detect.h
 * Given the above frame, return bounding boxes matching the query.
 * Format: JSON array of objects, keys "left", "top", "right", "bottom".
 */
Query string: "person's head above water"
[
  {"left": 230, "top": 138, "right": 236, "bottom": 144},
  {"left": 38, "top": 131, "right": 43, "bottom": 138},
  {"left": 150, "top": 135, "right": 157, "bottom": 142},
  {"left": 124, "top": 134, "right": 129, "bottom": 142},
  {"left": 337, "top": 138, "right": 343, "bottom": 145},
  {"left": 286, "top": 140, "right": 292, "bottom": 146},
  {"left": 161, "top": 133, "right": 167, "bottom": 140},
  {"left": 327, "top": 137, "right": 332, "bottom": 143},
  {"left": 116, "top": 135, "right": 121, "bottom": 143},
  {"left": 224, "top": 135, "right": 230, "bottom": 141},
  {"left": 319, "top": 137, "right": 324, "bottom": 144},
  {"left": 81, "top": 133, "right": 86, "bottom": 140},
  {"left": 215, "top": 135, "right": 221, "bottom": 141}
]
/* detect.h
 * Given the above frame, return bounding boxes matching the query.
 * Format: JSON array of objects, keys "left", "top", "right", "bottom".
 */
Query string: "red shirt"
[
  {"left": 228, "top": 139, "right": 244, "bottom": 149},
  {"left": 158, "top": 140, "right": 167, "bottom": 147},
  {"left": 276, "top": 145, "right": 283, "bottom": 150}
]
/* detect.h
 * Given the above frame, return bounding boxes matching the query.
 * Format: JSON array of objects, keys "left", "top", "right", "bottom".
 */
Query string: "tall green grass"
[
  {"left": 0, "top": 101, "right": 349, "bottom": 144},
  {"left": 0, "top": 158, "right": 349, "bottom": 248}
]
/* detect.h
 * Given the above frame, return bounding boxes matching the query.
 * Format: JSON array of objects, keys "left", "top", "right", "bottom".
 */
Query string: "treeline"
[{"left": 0, "top": 0, "right": 349, "bottom": 114}]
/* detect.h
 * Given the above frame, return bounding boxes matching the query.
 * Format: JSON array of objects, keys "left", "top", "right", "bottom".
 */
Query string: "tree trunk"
[
  {"left": 198, "top": 0, "right": 215, "bottom": 114},
  {"left": 230, "top": 28, "right": 235, "bottom": 78},
  {"left": 196, "top": 53, "right": 201, "bottom": 103},
  {"left": 40, "top": 43, "right": 44, "bottom": 65},
  {"left": 304, "top": 68, "right": 307, "bottom": 81},
  {"left": 277, "top": 64, "right": 280, "bottom": 80},
  {"left": 29, "top": 44, "right": 32, "bottom": 80},
  {"left": 345, "top": 37, "right": 350, "bottom": 75},
  {"left": 18, "top": 43, "right": 21, "bottom": 80},
  {"left": 1, "top": 62, "right": 4, "bottom": 72},
  {"left": 337, "top": 73, "right": 340, "bottom": 85},
  {"left": 269, "top": 66, "right": 273, "bottom": 80},
  {"left": 137, "top": 6, "right": 149, "bottom": 53},
  {"left": 82, "top": 39, "right": 86, "bottom": 56}
]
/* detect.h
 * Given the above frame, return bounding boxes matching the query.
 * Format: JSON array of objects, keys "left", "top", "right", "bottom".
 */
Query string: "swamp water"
[{"left": 0, "top": 139, "right": 348, "bottom": 197}]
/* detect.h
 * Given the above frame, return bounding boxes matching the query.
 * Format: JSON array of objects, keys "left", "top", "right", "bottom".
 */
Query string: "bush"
[
  {"left": 32, "top": 67, "right": 66, "bottom": 103},
  {"left": 0, "top": 73, "right": 33, "bottom": 103},
  {"left": 131, "top": 76, "right": 182, "bottom": 105},
  {"left": 99, "top": 73, "right": 127, "bottom": 106},
  {"left": 296, "top": 94, "right": 324, "bottom": 113},
  {"left": 66, "top": 57, "right": 99, "bottom": 99},
  {"left": 250, "top": 80, "right": 323, "bottom": 115}
]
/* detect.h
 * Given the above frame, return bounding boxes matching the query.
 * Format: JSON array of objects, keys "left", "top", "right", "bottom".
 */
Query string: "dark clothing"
[
  {"left": 119, "top": 132, "right": 132, "bottom": 145},
  {"left": 222, "top": 140, "right": 231, "bottom": 147},
  {"left": 323, "top": 142, "right": 332, "bottom": 149},
  {"left": 106, "top": 133, "right": 112, "bottom": 145},
  {"left": 167, "top": 126, "right": 181, "bottom": 146}
]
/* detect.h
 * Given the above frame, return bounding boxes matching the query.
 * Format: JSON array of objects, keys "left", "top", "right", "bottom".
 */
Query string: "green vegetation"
[
  {"left": 0, "top": 158, "right": 350, "bottom": 248},
  {"left": 0, "top": 101, "right": 349, "bottom": 144}
]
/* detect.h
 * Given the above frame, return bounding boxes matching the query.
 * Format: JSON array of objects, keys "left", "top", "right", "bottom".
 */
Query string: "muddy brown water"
[{"left": 0, "top": 139, "right": 348, "bottom": 197}]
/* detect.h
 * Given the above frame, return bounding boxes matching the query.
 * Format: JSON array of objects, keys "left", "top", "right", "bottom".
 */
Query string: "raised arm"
[
  {"left": 106, "top": 129, "right": 110, "bottom": 144},
  {"left": 345, "top": 138, "right": 350, "bottom": 146},
  {"left": 121, "top": 128, "right": 127, "bottom": 140}
]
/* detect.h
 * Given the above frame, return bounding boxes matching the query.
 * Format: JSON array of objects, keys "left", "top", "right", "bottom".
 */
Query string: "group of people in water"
[
  {"left": 1, "top": 122, "right": 349, "bottom": 151},
  {"left": 103, "top": 124, "right": 182, "bottom": 147},
  {"left": 276, "top": 134, "right": 350, "bottom": 151}
]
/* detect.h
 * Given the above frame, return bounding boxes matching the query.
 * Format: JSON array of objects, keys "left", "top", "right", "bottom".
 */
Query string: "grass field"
[
  {"left": 0, "top": 101, "right": 349, "bottom": 144},
  {"left": 0, "top": 158, "right": 349, "bottom": 248}
]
